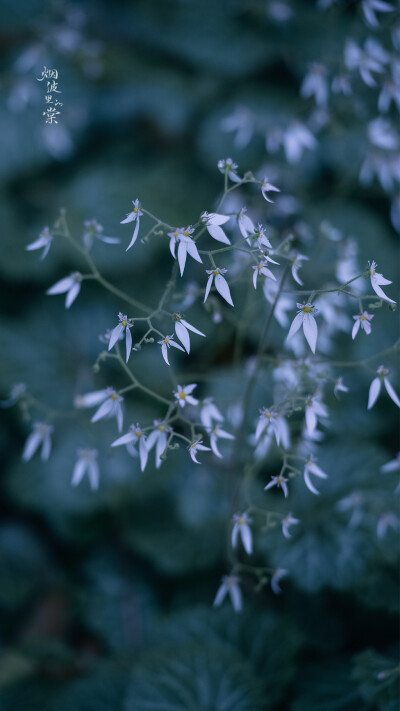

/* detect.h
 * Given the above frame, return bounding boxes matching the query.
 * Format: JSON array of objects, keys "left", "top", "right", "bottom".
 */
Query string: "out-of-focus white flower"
[
  {"left": 174, "top": 384, "right": 199, "bottom": 408},
  {"left": 368, "top": 118, "right": 399, "bottom": 151},
  {"left": 232, "top": 513, "right": 252, "bottom": 554},
  {"left": 146, "top": 421, "right": 172, "bottom": 469},
  {"left": 82, "top": 219, "right": 120, "bottom": 249},
  {"left": 213, "top": 575, "right": 242, "bottom": 612},
  {"left": 255, "top": 409, "right": 289, "bottom": 448},
  {"left": 261, "top": 177, "right": 280, "bottom": 203},
  {"left": 283, "top": 123, "right": 317, "bottom": 163},
  {"left": 0, "top": 383, "right": 26, "bottom": 408},
  {"left": 200, "top": 398, "right": 224, "bottom": 428},
  {"left": 168, "top": 226, "right": 202, "bottom": 276},
  {"left": 108, "top": 312, "right": 133, "bottom": 362},
  {"left": 368, "top": 366, "right": 400, "bottom": 409},
  {"left": 271, "top": 568, "right": 288, "bottom": 595},
  {"left": 291, "top": 253, "right": 309, "bottom": 286},
  {"left": 300, "top": 64, "right": 329, "bottom": 107},
  {"left": 264, "top": 280, "right": 293, "bottom": 328},
  {"left": 368, "top": 261, "right": 396, "bottom": 304},
  {"left": 26, "top": 226, "right": 53, "bottom": 260},
  {"left": 238, "top": 207, "right": 255, "bottom": 239},
  {"left": 157, "top": 334, "right": 185, "bottom": 365},
  {"left": 252, "top": 224, "right": 273, "bottom": 251},
  {"left": 264, "top": 474, "right": 289, "bottom": 498},
  {"left": 305, "top": 394, "right": 328, "bottom": 436},
  {"left": 287, "top": 302, "right": 319, "bottom": 353},
  {"left": 217, "top": 157, "right": 242, "bottom": 183},
  {"left": 352, "top": 311, "right": 374, "bottom": 339},
  {"left": 331, "top": 74, "right": 352, "bottom": 96},
  {"left": 204, "top": 267, "right": 234, "bottom": 306},
  {"left": 362, "top": 0, "right": 393, "bottom": 28},
  {"left": 22, "top": 422, "right": 53, "bottom": 461},
  {"left": 304, "top": 456, "right": 328, "bottom": 495},
  {"left": 173, "top": 314, "right": 206, "bottom": 354},
  {"left": 221, "top": 107, "right": 254, "bottom": 149},
  {"left": 380, "top": 452, "right": 400, "bottom": 473},
  {"left": 377, "top": 512, "right": 400, "bottom": 539},
  {"left": 188, "top": 439, "right": 211, "bottom": 464},
  {"left": 201, "top": 211, "right": 231, "bottom": 244},
  {"left": 334, "top": 377, "right": 349, "bottom": 399},
  {"left": 72, "top": 448, "right": 99, "bottom": 489},
  {"left": 209, "top": 424, "right": 235, "bottom": 458},
  {"left": 111, "top": 424, "right": 148, "bottom": 471},
  {"left": 120, "top": 198, "right": 143, "bottom": 250},
  {"left": 281, "top": 513, "right": 300, "bottom": 539},
  {"left": 76, "top": 387, "right": 124, "bottom": 432},
  {"left": 46, "top": 272, "right": 82, "bottom": 308},
  {"left": 252, "top": 256, "right": 279, "bottom": 289},
  {"left": 345, "top": 38, "right": 388, "bottom": 87}
]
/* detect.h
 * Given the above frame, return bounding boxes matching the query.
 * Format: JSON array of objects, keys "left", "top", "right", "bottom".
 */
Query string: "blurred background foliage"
[{"left": 0, "top": 0, "right": 399, "bottom": 709}]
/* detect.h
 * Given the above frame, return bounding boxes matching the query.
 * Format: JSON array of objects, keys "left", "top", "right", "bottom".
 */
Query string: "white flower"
[
  {"left": 209, "top": 424, "right": 235, "bottom": 458},
  {"left": 146, "top": 421, "right": 172, "bottom": 468},
  {"left": 204, "top": 267, "right": 234, "bottom": 306},
  {"left": 217, "top": 157, "right": 242, "bottom": 183},
  {"left": 46, "top": 272, "right": 82, "bottom": 308},
  {"left": 200, "top": 398, "right": 224, "bottom": 428},
  {"left": 261, "top": 177, "right": 280, "bottom": 203},
  {"left": 120, "top": 198, "right": 143, "bottom": 250},
  {"left": 377, "top": 512, "right": 400, "bottom": 540},
  {"left": 264, "top": 475, "right": 289, "bottom": 498},
  {"left": 168, "top": 226, "right": 202, "bottom": 276},
  {"left": 201, "top": 212, "right": 231, "bottom": 244},
  {"left": 368, "top": 366, "right": 400, "bottom": 409},
  {"left": 157, "top": 334, "right": 185, "bottom": 366},
  {"left": 26, "top": 226, "right": 53, "bottom": 260},
  {"left": 380, "top": 452, "right": 400, "bottom": 473},
  {"left": 281, "top": 513, "right": 300, "bottom": 539},
  {"left": 213, "top": 575, "right": 242, "bottom": 612},
  {"left": 287, "top": 302, "right": 319, "bottom": 353},
  {"left": 283, "top": 122, "right": 317, "bottom": 163},
  {"left": 352, "top": 311, "right": 374, "bottom": 339},
  {"left": 111, "top": 424, "right": 148, "bottom": 471},
  {"left": 22, "top": 422, "right": 53, "bottom": 462},
  {"left": 291, "top": 253, "right": 309, "bottom": 286},
  {"left": 300, "top": 64, "right": 328, "bottom": 107},
  {"left": 79, "top": 387, "right": 124, "bottom": 432},
  {"left": 264, "top": 280, "right": 293, "bottom": 328},
  {"left": 232, "top": 513, "right": 252, "bottom": 554},
  {"left": 72, "top": 448, "right": 99, "bottom": 489},
  {"left": 173, "top": 314, "right": 206, "bottom": 354},
  {"left": 362, "top": 0, "right": 393, "bottom": 28},
  {"left": 173, "top": 383, "right": 199, "bottom": 408},
  {"left": 334, "top": 377, "right": 349, "bottom": 399},
  {"left": 251, "top": 224, "right": 272, "bottom": 250},
  {"left": 368, "top": 261, "right": 396, "bottom": 304},
  {"left": 252, "top": 256, "right": 279, "bottom": 289},
  {"left": 221, "top": 107, "right": 254, "bottom": 148},
  {"left": 271, "top": 568, "right": 288, "bottom": 595},
  {"left": 304, "top": 456, "right": 328, "bottom": 495},
  {"left": 238, "top": 207, "right": 255, "bottom": 239},
  {"left": 83, "top": 219, "right": 120, "bottom": 249},
  {"left": 305, "top": 394, "right": 328, "bottom": 436},
  {"left": 188, "top": 439, "right": 211, "bottom": 464},
  {"left": 108, "top": 312, "right": 133, "bottom": 362},
  {"left": 255, "top": 409, "right": 289, "bottom": 448}
]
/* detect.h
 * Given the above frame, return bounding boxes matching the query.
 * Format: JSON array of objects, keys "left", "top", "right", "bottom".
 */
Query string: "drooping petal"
[
  {"left": 22, "top": 432, "right": 42, "bottom": 461},
  {"left": 120, "top": 211, "right": 135, "bottom": 224},
  {"left": 177, "top": 241, "right": 187, "bottom": 276},
  {"left": 47, "top": 277, "right": 73, "bottom": 295},
  {"left": 169, "top": 339, "right": 185, "bottom": 352},
  {"left": 287, "top": 312, "right": 303, "bottom": 340},
  {"left": 115, "top": 402, "right": 124, "bottom": 432},
  {"left": 240, "top": 523, "right": 253, "bottom": 555},
  {"left": 368, "top": 377, "right": 382, "bottom": 409},
  {"left": 384, "top": 378, "right": 400, "bottom": 408},
  {"left": 184, "top": 238, "right": 203, "bottom": 264},
  {"left": 207, "top": 224, "right": 231, "bottom": 244},
  {"left": 126, "top": 217, "right": 140, "bottom": 251},
  {"left": 125, "top": 327, "right": 132, "bottom": 362},
  {"left": 161, "top": 343, "right": 170, "bottom": 365},
  {"left": 302, "top": 313, "right": 318, "bottom": 353},
  {"left": 210, "top": 433, "right": 222, "bottom": 458},
  {"left": 252, "top": 269, "right": 258, "bottom": 290},
  {"left": 213, "top": 583, "right": 228, "bottom": 607},
  {"left": 181, "top": 319, "right": 206, "bottom": 337},
  {"left": 215, "top": 274, "right": 234, "bottom": 306},
  {"left": 231, "top": 522, "right": 239, "bottom": 548},
  {"left": 371, "top": 279, "right": 396, "bottom": 304},
  {"left": 352, "top": 320, "right": 361, "bottom": 340},
  {"left": 108, "top": 323, "right": 125, "bottom": 351},
  {"left": 72, "top": 459, "right": 86, "bottom": 486},
  {"left": 304, "top": 468, "right": 321, "bottom": 495},
  {"left": 91, "top": 398, "right": 114, "bottom": 423},
  {"left": 229, "top": 583, "right": 242, "bottom": 612},
  {"left": 204, "top": 273, "right": 214, "bottom": 303},
  {"left": 305, "top": 407, "right": 317, "bottom": 435},
  {"left": 139, "top": 437, "right": 148, "bottom": 471},
  {"left": 175, "top": 321, "right": 190, "bottom": 353},
  {"left": 155, "top": 432, "right": 167, "bottom": 468},
  {"left": 88, "top": 460, "right": 99, "bottom": 490},
  {"left": 41, "top": 434, "right": 52, "bottom": 460},
  {"left": 111, "top": 431, "right": 135, "bottom": 447},
  {"left": 65, "top": 282, "right": 81, "bottom": 308}
]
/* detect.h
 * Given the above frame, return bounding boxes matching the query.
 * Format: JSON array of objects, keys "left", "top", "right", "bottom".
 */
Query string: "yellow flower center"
[
  {"left": 303, "top": 307, "right": 312, "bottom": 313},
  {"left": 258, "top": 265, "right": 263, "bottom": 270},
  {"left": 110, "top": 394, "right": 117, "bottom": 400},
  {"left": 133, "top": 207, "right": 138, "bottom": 213},
  {"left": 121, "top": 320, "right": 127, "bottom": 327},
  {"left": 183, "top": 230, "right": 189, "bottom": 236},
  {"left": 158, "top": 425, "right": 165, "bottom": 431},
  {"left": 371, "top": 269, "right": 375, "bottom": 275},
  {"left": 179, "top": 392, "right": 186, "bottom": 399},
  {"left": 136, "top": 432, "right": 141, "bottom": 437},
  {"left": 239, "top": 518, "right": 246, "bottom": 525},
  {"left": 360, "top": 316, "right": 366, "bottom": 320},
  {"left": 213, "top": 269, "right": 220, "bottom": 275},
  {"left": 264, "top": 413, "right": 271, "bottom": 418}
]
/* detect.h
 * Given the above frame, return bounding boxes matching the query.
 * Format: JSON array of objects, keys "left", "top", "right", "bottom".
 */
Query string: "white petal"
[
  {"left": 229, "top": 584, "right": 242, "bottom": 612},
  {"left": 77, "top": 390, "right": 108, "bottom": 408},
  {"left": 115, "top": 403, "right": 124, "bottom": 432},
  {"left": 91, "top": 398, "right": 114, "bottom": 422},
  {"left": 120, "top": 212, "right": 135, "bottom": 224},
  {"left": 210, "top": 434, "right": 222, "bottom": 458},
  {"left": 126, "top": 218, "right": 140, "bottom": 251},
  {"left": 111, "top": 431, "right": 135, "bottom": 446},
  {"left": 208, "top": 213, "right": 230, "bottom": 225},
  {"left": 305, "top": 407, "right": 317, "bottom": 435},
  {"left": 146, "top": 430, "right": 158, "bottom": 451},
  {"left": 240, "top": 524, "right": 253, "bottom": 555},
  {"left": 384, "top": 378, "right": 400, "bottom": 408},
  {"left": 169, "top": 339, "right": 185, "bottom": 352},
  {"left": 88, "top": 460, "right": 99, "bottom": 490},
  {"left": 125, "top": 327, "right": 132, "bottom": 362},
  {"left": 155, "top": 433, "right": 167, "bottom": 468},
  {"left": 371, "top": 281, "right": 396, "bottom": 304},
  {"left": 65, "top": 282, "right": 81, "bottom": 308},
  {"left": 46, "top": 277, "right": 73, "bottom": 295},
  {"left": 231, "top": 523, "right": 239, "bottom": 548},
  {"left": 255, "top": 418, "right": 267, "bottom": 440},
  {"left": 303, "top": 314, "right": 318, "bottom": 353},
  {"left": 304, "top": 469, "right": 320, "bottom": 495},
  {"left": 169, "top": 236, "right": 177, "bottom": 259},
  {"left": 368, "top": 377, "right": 381, "bottom": 409},
  {"left": 215, "top": 274, "right": 234, "bottom": 306},
  {"left": 213, "top": 583, "right": 228, "bottom": 607},
  {"left": 22, "top": 432, "right": 42, "bottom": 461},
  {"left": 204, "top": 274, "right": 214, "bottom": 303},
  {"left": 207, "top": 224, "right": 231, "bottom": 244},
  {"left": 161, "top": 343, "right": 170, "bottom": 365},
  {"left": 309, "top": 461, "right": 328, "bottom": 478},
  {"left": 72, "top": 459, "right": 86, "bottom": 486},
  {"left": 41, "top": 434, "right": 52, "bottom": 460},
  {"left": 184, "top": 238, "right": 202, "bottom": 264},
  {"left": 180, "top": 320, "right": 205, "bottom": 338},
  {"left": 253, "top": 269, "right": 258, "bottom": 290},
  {"left": 175, "top": 321, "right": 190, "bottom": 353},
  {"left": 108, "top": 323, "right": 125, "bottom": 351},
  {"left": 287, "top": 312, "right": 303, "bottom": 340},
  {"left": 139, "top": 438, "right": 148, "bottom": 471},
  {"left": 352, "top": 320, "right": 360, "bottom": 340}
]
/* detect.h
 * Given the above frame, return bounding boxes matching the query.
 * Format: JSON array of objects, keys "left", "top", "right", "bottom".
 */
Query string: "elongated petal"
[
  {"left": 76, "top": 390, "right": 108, "bottom": 408},
  {"left": 231, "top": 523, "right": 239, "bottom": 548},
  {"left": 305, "top": 407, "right": 317, "bottom": 435},
  {"left": 65, "top": 282, "right": 81, "bottom": 308},
  {"left": 177, "top": 241, "right": 187, "bottom": 276},
  {"left": 384, "top": 378, "right": 400, "bottom": 408},
  {"left": 375, "top": 274, "right": 392, "bottom": 286},
  {"left": 41, "top": 434, "right": 52, "bottom": 460},
  {"left": 363, "top": 321, "right": 372, "bottom": 335},
  {"left": 139, "top": 438, "right": 148, "bottom": 471},
  {"left": 161, "top": 343, "right": 170, "bottom": 365},
  {"left": 26, "top": 237, "right": 47, "bottom": 251},
  {"left": 111, "top": 431, "right": 135, "bottom": 447},
  {"left": 169, "top": 236, "right": 177, "bottom": 259},
  {"left": 120, "top": 212, "right": 135, "bottom": 224},
  {"left": 22, "top": 432, "right": 42, "bottom": 461},
  {"left": 108, "top": 323, "right": 125, "bottom": 351},
  {"left": 169, "top": 339, "right": 185, "bottom": 352},
  {"left": 184, "top": 238, "right": 202, "bottom": 264},
  {"left": 204, "top": 274, "right": 214, "bottom": 303},
  {"left": 209, "top": 213, "right": 230, "bottom": 225},
  {"left": 175, "top": 321, "right": 190, "bottom": 352},
  {"left": 352, "top": 320, "right": 360, "bottom": 340},
  {"left": 371, "top": 281, "right": 396, "bottom": 304},
  {"left": 240, "top": 524, "right": 253, "bottom": 555},
  {"left": 47, "top": 277, "right": 73, "bottom": 295},
  {"left": 126, "top": 217, "right": 140, "bottom": 251},
  {"left": 146, "top": 430, "right": 159, "bottom": 451},
  {"left": 368, "top": 377, "right": 381, "bottom": 409},
  {"left": 303, "top": 314, "right": 318, "bottom": 353},
  {"left": 215, "top": 274, "right": 234, "bottom": 306},
  {"left": 292, "top": 267, "right": 303, "bottom": 286},
  {"left": 98, "top": 235, "right": 121, "bottom": 244},
  {"left": 253, "top": 269, "right": 258, "bottom": 290},
  {"left": 72, "top": 459, "right": 86, "bottom": 486},
  {"left": 155, "top": 433, "right": 167, "bottom": 468},
  {"left": 309, "top": 461, "right": 328, "bottom": 478},
  {"left": 210, "top": 434, "right": 222, "bottom": 458},
  {"left": 213, "top": 583, "right": 228, "bottom": 607},
  {"left": 218, "top": 429, "right": 235, "bottom": 440},
  {"left": 287, "top": 312, "right": 303, "bottom": 340},
  {"left": 91, "top": 398, "right": 114, "bottom": 422},
  {"left": 304, "top": 469, "right": 321, "bottom": 495},
  {"left": 229, "top": 584, "right": 242, "bottom": 612},
  {"left": 181, "top": 320, "right": 206, "bottom": 337},
  {"left": 255, "top": 418, "right": 267, "bottom": 440},
  {"left": 208, "top": 224, "right": 231, "bottom": 244},
  {"left": 125, "top": 327, "right": 132, "bottom": 362},
  {"left": 88, "top": 460, "right": 99, "bottom": 490}
]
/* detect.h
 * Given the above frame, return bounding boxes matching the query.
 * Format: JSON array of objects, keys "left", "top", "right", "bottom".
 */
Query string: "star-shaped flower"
[
  {"left": 368, "top": 366, "right": 400, "bottom": 409},
  {"left": 232, "top": 513, "right": 253, "bottom": 554},
  {"left": 368, "top": 260, "right": 396, "bottom": 304},
  {"left": 264, "top": 474, "right": 289, "bottom": 498},
  {"left": 111, "top": 424, "right": 148, "bottom": 471},
  {"left": 204, "top": 267, "right": 234, "bottom": 306},
  {"left": 168, "top": 226, "right": 202, "bottom": 276},
  {"left": 120, "top": 199, "right": 143, "bottom": 250},
  {"left": 72, "top": 448, "right": 99, "bottom": 490},
  {"left": 108, "top": 312, "right": 133, "bottom": 362},
  {"left": 287, "top": 302, "right": 319, "bottom": 353},
  {"left": 173, "top": 384, "right": 199, "bottom": 408},
  {"left": 157, "top": 334, "right": 185, "bottom": 365},
  {"left": 352, "top": 311, "right": 374, "bottom": 339},
  {"left": 46, "top": 272, "right": 82, "bottom": 308},
  {"left": 261, "top": 177, "right": 280, "bottom": 203},
  {"left": 26, "top": 226, "right": 53, "bottom": 260},
  {"left": 188, "top": 439, "right": 211, "bottom": 464},
  {"left": 201, "top": 212, "right": 231, "bottom": 244}
]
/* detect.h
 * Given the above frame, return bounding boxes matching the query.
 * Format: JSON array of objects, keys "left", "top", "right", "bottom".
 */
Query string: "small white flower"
[
  {"left": 85, "top": 387, "right": 124, "bottom": 432},
  {"left": 287, "top": 302, "right": 319, "bottom": 353},
  {"left": 188, "top": 439, "right": 211, "bottom": 464},
  {"left": 291, "top": 253, "right": 309, "bottom": 286},
  {"left": 261, "top": 177, "right": 280, "bottom": 203},
  {"left": 201, "top": 212, "right": 231, "bottom": 244},
  {"left": 46, "top": 272, "right": 82, "bottom": 308},
  {"left": 26, "top": 226, "right": 53, "bottom": 260},
  {"left": 377, "top": 512, "right": 400, "bottom": 540},
  {"left": 173, "top": 384, "right": 199, "bottom": 408},
  {"left": 204, "top": 267, "right": 234, "bottom": 306},
  {"left": 380, "top": 452, "right": 400, "bottom": 473},
  {"left": 255, "top": 409, "right": 289, "bottom": 448},
  {"left": 173, "top": 313, "right": 206, "bottom": 354},
  {"left": 146, "top": 421, "right": 172, "bottom": 469},
  {"left": 200, "top": 398, "right": 224, "bottom": 428},
  {"left": 209, "top": 424, "right": 235, "bottom": 458},
  {"left": 271, "top": 568, "right": 288, "bottom": 595},
  {"left": 300, "top": 64, "right": 328, "bottom": 107},
  {"left": 368, "top": 261, "right": 396, "bottom": 304},
  {"left": 304, "top": 456, "right": 328, "bottom": 495},
  {"left": 217, "top": 157, "right": 242, "bottom": 183},
  {"left": 264, "top": 475, "right": 289, "bottom": 498},
  {"left": 83, "top": 219, "right": 120, "bottom": 249},
  {"left": 305, "top": 394, "right": 328, "bottom": 436},
  {"left": 352, "top": 311, "right": 374, "bottom": 339},
  {"left": 368, "top": 366, "right": 400, "bottom": 409},
  {"left": 22, "top": 422, "right": 54, "bottom": 462},
  {"left": 334, "top": 377, "right": 349, "bottom": 399},
  {"left": 283, "top": 122, "right": 317, "bottom": 164},
  {"left": 250, "top": 224, "right": 272, "bottom": 250},
  {"left": 108, "top": 312, "right": 133, "bottom": 363},
  {"left": 157, "top": 334, "right": 185, "bottom": 365},
  {"left": 168, "top": 226, "right": 202, "bottom": 276},
  {"left": 252, "top": 256, "right": 279, "bottom": 289},
  {"left": 120, "top": 198, "right": 143, "bottom": 250},
  {"left": 111, "top": 424, "right": 148, "bottom": 471},
  {"left": 72, "top": 448, "right": 99, "bottom": 490},
  {"left": 362, "top": 0, "right": 393, "bottom": 28},
  {"left": 213, "top": 575, "right": 242, "bottom": 612},
  {"left": 238, "top": 207, "right": 255, "bottom": 239},
  {"left": 281, "top": 513, "right": 300, "bottom": 539},
  {"left": 232, "top": 513, "right": 252, "bottom": 554}
]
